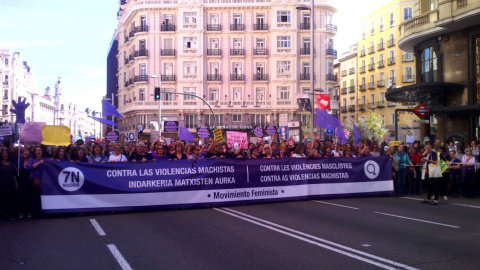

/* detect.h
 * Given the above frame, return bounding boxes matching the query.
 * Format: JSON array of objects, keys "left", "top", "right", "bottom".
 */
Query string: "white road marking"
[
  {"left": 401, "top": 197, "right": 424, "bottom": 201},
  {"left": 107, "top": 244, "right": 133, "bottom": 270},
  {"left": 362, "top": 244, "right": 371, "bottom": 247},
  {"left": 374, "top": 212, "right": 460, "bottom": 229},
  {"left": 89, "top": 219, "right": 106, "bottom": 236},
  {"left": 314, "top": 200, "right": 359, "bottom": 210},
  {"left": 449, "top": 203, "right": 480, "bottom": 209},
  {"left": 216, "top": 207, "right": 418, "bottom": 270}
]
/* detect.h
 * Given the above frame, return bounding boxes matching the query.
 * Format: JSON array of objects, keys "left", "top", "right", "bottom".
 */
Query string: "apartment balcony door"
[
  {"left": 303, "top": 38, "right": 310, "bottom": 50},
  {"left": 327, "top": 38, "right": 333, "bottom": 50},
  {"left": 139, "top": 40, "right": 146, "bottom": 50},
  {"left": 233, "top": 14, "right": 242, "bottom": 25},
  {"left": 140, "top": 64, "right": 146, "bottom": 76},
  {"left": 256, "top": 63, "right": 265, "bottom": 75},
  {"left": 141, "top": 16, "right": 146, "bottom": 27},
  {"left": 164, "top": 14, "right": 173, "bottom": 25},
  {"left": 210, "top": 13, "right": 219, "bottom": 24},
  {"left": 164, "top": 63, "right": 173, "bottom": 75},
  {"left": 233, "top": 63, "right": 242, "bottom": 75},
  {"left": 302, "top": 62, "right": 310, "bottom": 75},
  {"left": 210, "top": 38, "right": 219, "bottom": 49},
  {"left": 209, "top": 88, "right": 218, "bottom": 101},
  {"left": 302, "top": 13, "right": 310, "bottom": 24},
  {"left": 256, "top": 88, "right": 265, "bottom": 101},
  {"left": 256, "top": 14, "right": 265, "bottom": 25},
  {"left": 233, "top": 38, "right": 242, "bottom": 49},
  {"left": 164, "top": 39, "right": 173, "bottom": 49},
  {"left": 256, "top": 38, "right": 265, "bottom": 49},
  {"left": 210, "top": 62, "right": 219, "bottom": 75}
]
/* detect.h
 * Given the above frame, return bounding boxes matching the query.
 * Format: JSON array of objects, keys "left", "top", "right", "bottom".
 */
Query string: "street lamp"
[
  {"left": 297, "top": 0, "right": 315, "bottom": 140},
  {"left": 150, "top": 75, "right": 162, "bottom": 138}
]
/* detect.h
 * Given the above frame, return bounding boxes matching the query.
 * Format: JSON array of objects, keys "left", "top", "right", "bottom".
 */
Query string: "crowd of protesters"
[{"left": 1, "top": 135, "right": 479, "bottom": 221}]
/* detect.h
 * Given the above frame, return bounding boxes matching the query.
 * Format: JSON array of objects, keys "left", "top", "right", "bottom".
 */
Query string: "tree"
[
  {"left": 301, "top": 114, "right": 311, "bottom": 140},
  {"left": 357, "top": 110, "right": 388, "bottom": 141}
]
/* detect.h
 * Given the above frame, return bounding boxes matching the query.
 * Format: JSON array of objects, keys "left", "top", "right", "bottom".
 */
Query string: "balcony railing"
[
  {"left": 377, "top": 43, "right": 384, "bottom": 51},
  {"left": 253, "top": 74, "right": 268, "bottom": 81},
  {"left": 360, "top": 50, "right": 366, "bottom": 57},
  {"left": 388, "top": 57, "right": 395, "bottom": 65},
  {"left": 253, "top": 48, "right": 268, "bottom": 55},
  {"left": 326, "top": 24, "right": 337, "bottom": 32},
  {"left": 134, "top": 49, "right": 148, "bottom": 57},
  {"left": 299, "top": 23, "right": 310, "bottom": 30},
  {"left": 360, "top": 66, "right": 366, "bottom": 73},
  {"left": 161, "top": 49, "right": 175, "bottom": 56},
  {"left": 348, "top": 105, "right": 356, "bottom": 112},
  {"left": 207, "top": 49, "right": 222, "bottom": 56},
  {"left": 387, "top": 38, "right": 395, "bottom": 47},
  {"left": 161, "top": 24, "right": 175, "bottom": 31},
  {"left": 359, "top": 104, "right": 366, "bottom": 111},
  {"left": 326, "top": 49, "right": 337, "bottom": 57},
  {"left": 230, "top": 74, "right": 245, "bottom": 81},
  {"left": 230, "top": 24, "right": 245, "bottom": 31},
  {"left": 368, "top": 46, "right": 375, "bottom": 54},
  {"left": 326, "top": 74, "right": 337, "bottom": 81},
  {"left": 359, "top": 84, "right": 366, "bottom": 91},
  {"left": 134, "top": 75, "right": 148, "bottom": 82},
  {"left": 349, "top": 68, "right": 355, "bottom": 75},
  {"left": 368, "top": 82, "right": 375, "bottom": 90},
  {"left": 348, "top": 86, "right": 355, "bottom": 93},
  {"left": 377, "top": 101, "right": 386, "bottom": 108},
  {"left": 369, "top": 102, "right": 376, "bottom": 109},
  {"left": 299, "top": 47, "right": 310, "bottom": 55},
  {"left": 299, "top": 73, "right": 310, "bottom": 80},
  {"left": 133, "top": 25, "right": 148, "bottom": 34},
  {"left": 207, "top": 74, "right": 222, "bottom": 81},
  {"left": 230, "top": 49, "right": 245, "bottom": 55},
  {"left": 377, "top": 60, "right": 385, "bottom": 68},
  {"left": 402, "top": 54, "right": 414, "bottom": 62},
  {"left": 207, "top": 24, "right": 222, "bottom": 31},
  {"left": 402, "top": 75, "right": 415, "bottom": 83},
  {"left": 341, "top": 70, "right": 347, "bottom": 77},
  {"left": 341, "top": 106, "right": 347, "bottom": 113},
  {"left": 368, "top": 64, "right": 375, "bottom": 71},
  {"left": 341, "top": 88, "right": 347, "bottom": 95},
  {"left": 161, "top": 75, "right": 176, "bottom": 81},
  {"left": 253, "top": 24, "right": 268, "bottom": 30},
  {"left": 377, "top": 80, "right": 385, "bottom": 87}
]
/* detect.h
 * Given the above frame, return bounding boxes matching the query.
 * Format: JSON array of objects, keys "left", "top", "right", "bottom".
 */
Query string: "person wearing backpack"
[{"left": 394, "top": 145, "right": 412, "bottom": 196}]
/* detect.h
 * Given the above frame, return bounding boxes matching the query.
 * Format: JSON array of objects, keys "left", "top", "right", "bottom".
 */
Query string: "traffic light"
[{"left": 154, "top": 87, "right": 161, "bottom": 101}]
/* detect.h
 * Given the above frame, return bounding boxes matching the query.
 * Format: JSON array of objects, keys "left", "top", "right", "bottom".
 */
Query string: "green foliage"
[
  {"left": 357, "top": 110, "right": 388, "bottom": 141},
  {"left": 301, "top": 114, "right": 311, "bottom": 139}
]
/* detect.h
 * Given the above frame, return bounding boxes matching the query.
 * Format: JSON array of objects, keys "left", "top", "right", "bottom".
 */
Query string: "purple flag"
[
  {"left": 336, "top": 121, "right": 348, "bottom": 144},
  {"left": 353, "top": 122, "right": 361, "bottom": 144},
  {"left": 314, "top": 109, "right": 338, "bottom": 130},
  {"left": 102, "top": 99, "right": 123, "bottom": 118},
  {"left": 179, "top": 126, "right": 194, "bottom": 141},
  {"left": 88, "top": 116, "right": 118, "bottom": 126}
]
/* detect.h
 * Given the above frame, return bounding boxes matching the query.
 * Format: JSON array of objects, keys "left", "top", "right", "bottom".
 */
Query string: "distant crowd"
[{"left": 1, "top": 135, "right": 479, "bottom": 221}]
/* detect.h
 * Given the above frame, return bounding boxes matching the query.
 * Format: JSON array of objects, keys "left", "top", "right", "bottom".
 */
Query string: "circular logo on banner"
[
  {"left": 364, "top": 160, "right": 380, "bottom": 179},
  {"left": 58, "top": 167, "right": 85, "bottom": 192}
]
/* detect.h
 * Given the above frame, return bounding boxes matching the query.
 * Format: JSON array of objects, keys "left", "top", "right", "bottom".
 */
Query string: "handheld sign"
[
  {"left": 10, "top": 97, "right": 30, "bottom": 123},
  {"left": 213, "top": 128, "right": 224, "bottom": 143}
]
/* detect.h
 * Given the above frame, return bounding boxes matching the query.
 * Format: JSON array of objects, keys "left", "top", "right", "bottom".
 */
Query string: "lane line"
[
  {"left": 449, "top": 203, "right": 480, "bottom": 209},
  {"left": 89, "top": 219, "right": 106, "bottom": 236},
  {"left": 374, "top": 212, "right": 460, "bottom": 229},
  {"left": 314, "top": 200, "right": 359, "bottom": 210},
  {"left": 107, "top": 244, "right": 133, "bottom": 270},
  {"left": 216, "top": 208, "right": 417, "bottom": 270}
]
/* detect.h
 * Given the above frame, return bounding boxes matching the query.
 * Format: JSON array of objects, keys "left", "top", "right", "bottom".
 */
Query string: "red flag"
[{"left": 315, "top": 94, "right": 331, "bottom": 110}]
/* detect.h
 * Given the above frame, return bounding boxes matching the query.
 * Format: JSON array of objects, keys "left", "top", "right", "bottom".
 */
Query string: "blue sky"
[{"left": 0, "top": 0, "right": 390, "bottom": 112}]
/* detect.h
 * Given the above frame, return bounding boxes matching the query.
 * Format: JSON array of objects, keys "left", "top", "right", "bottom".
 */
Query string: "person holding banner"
[
  {"left": 1, "top": 149, "right": 18, "bottom": 221},
  {"left": 71, "top": 147, "right": 89, "bottom": 163},
  {"left": 130, "top": 143, "right": 155, "bottom": 162},
  {"left": 262, "top": 144, "right": 277, "bottom": 159},
  {"left": 52, "top": 147, "right": 68, "bottom": 161},
  {"left": 169, "top": 143, "right": 187, "bottom": 161},
  {"left": 88, "top": 143, "right": 108, "bottom": 164},
  {"left": 28, "top": 146, "right": 49, "bottom": 217},
  {"left": 394, "top": 145, "right": 412, "bottom": 196},
  {"left": 153, "top": 145, "right": 169, "bottom": 160},
  {"left": 108, "top": 143, "right": 128, "bottom": 163}
]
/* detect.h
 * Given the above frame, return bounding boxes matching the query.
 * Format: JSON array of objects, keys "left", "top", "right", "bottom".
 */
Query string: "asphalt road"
[{"left": 1, "top": 195, "right": 480, "bottom": 270}]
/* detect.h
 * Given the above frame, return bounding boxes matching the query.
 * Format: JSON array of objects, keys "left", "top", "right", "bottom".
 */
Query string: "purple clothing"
[
  {"left": 28, "top": 157, "right": 50, "bottom": 179},
  {"left": 449, "top": 158, "right": 461, "bottom": 176}
]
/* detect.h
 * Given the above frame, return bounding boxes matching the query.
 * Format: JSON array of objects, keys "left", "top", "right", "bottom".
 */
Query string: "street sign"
[
  {"left": 213, "top": 128, "right": 224, "bottom": 143},
  {"left": 412, "top": 104, "right": 431, "bottom": 119},
  {"left": 288, "top": 122, "right": 300, "bottom": 128},
  {"left": 413, "top": 119, "right": 430, "bottom": 123},
  {"left": 326, "top": 129, "right": 333, "bottom": 135},
  {"left": 0, "top": 125, "right": 12, "bottom": 136}
]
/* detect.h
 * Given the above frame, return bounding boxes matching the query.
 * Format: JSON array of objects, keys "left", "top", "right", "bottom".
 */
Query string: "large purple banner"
[{"left": 41, "top": 156, "right": 393, "bottom": 213}]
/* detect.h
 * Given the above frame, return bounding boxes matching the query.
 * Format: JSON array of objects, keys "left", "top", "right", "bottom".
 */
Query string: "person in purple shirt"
[
  {"left": 28, "top": 146, "right": 50, "bottom": 217},
  {"left": 447, "top": 150, "right": 461, "bottom": 196}
]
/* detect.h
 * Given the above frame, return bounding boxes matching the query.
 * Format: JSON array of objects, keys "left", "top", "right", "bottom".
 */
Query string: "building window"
[
  {"left": 370, "top": 21, "right": 375, "bottom": 35},
  {"left": 139, "top": 89, "right": 145, "bottom": 101},
  {"left": 4, "top": 58, "right": 8, "bottom": 66},
  {"left": 233, "top": 114, "right": 242, "bottom": 122},
  {"left": 277, "top": 61, "right": 291, "bottom": 77},
  {"left": 252, "top": 115, "right": 267, "bottom": 126},
  {"left": 164, "top": 88, "right": 174, "bottom": 101},
  {"left": 183, "top": 61, "right": 197, "bottom": 79},
  {"left": 390, "top": 12, "right": 395, "bottom": 27},
  {"left": 185, "top": 114, "right": 197, "bottom": 128},
  {"left": 421, "top": 47, "right": 439, "bottom": 83},
  {"left": 277, "top": 36, "right": 291, "bottom": 52},
  {"left": 256, "top": 88, "right": 265, "bottom": 100},
  {"left": 183, "top": 87, "right": 196, "bottom": 100},
  {"left": 233, "top": 88, "right": 242, "bottom": 101},
  {"left": 277, "top": 86, "right": 290, "bottom": 100},
  {"left": 277, "top": 11, "right": 291, "bottom": 26},
  {"left": 403, "top": 7, "right": 412, "bottom": 21},
  {"left": 183, "top": 12, "right": 197, "bottom": 25},
  {"left": 390, "top": 113, "right": 395, "bottom": 125},
  {"left": 209, "top": 88, "right": 218, "bottom": 101},
  {"left": 183, "top": 37, "right": 197, "bottom": 49},
  {"left": 404, "top": 66, "right": 414, "bottom": 82},
  {"left": 379, "top": 17, "right": 384, "bottom": 32}
]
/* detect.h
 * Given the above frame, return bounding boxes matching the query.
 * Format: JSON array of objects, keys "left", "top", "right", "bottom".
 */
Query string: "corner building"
[{"left": 112, "top": 0, "right": 337, "bottom": 140}]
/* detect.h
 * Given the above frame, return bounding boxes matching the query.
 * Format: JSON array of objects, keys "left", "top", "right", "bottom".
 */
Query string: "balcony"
[
  {"left": 387, "top": 38, "right": 395, "bottom": 47},
  {"left": 230, "top": 49, "right": 245, "bottom": 56},
  {"left": 161, "top": 49, "right": 175, "bottom": 56},
  {"left": 161, "top": 24, "right": 176, "bottom": 31},
  {"left": 388, "top": 57, "right": 395, "bottom": 65},
  {"left": 341, "top": 106, "right": 347, "bottom": 113},
  {"left": 134, "top": 49, "right": 148, "bottom": 58},
  {"left": 207, "top": 49, "right": 222, "bottom": 56},
  {"left": 377, "top": 42, "right": 384, "bottom": 51},
  {"left": 299, "top": 47, "right": 310, "bottom": 55},
  {"left": 230, "top": 24, "right": 245, "bottom": 31},
  {"left": 341, "top": 88, "right": 347, "bottom": 95},
  {"left": 253, "top": 73, "right": 268, "bottom": 81},
  {"left": 207, "top": 74, "right": 222, "bottom": 81},
  {"left": 402, "top": 54, "right": 414, "bottom": 62},
  {"left": 326, "top": 74, "right": 337, "bottom": 82},
  {"left": 389, "top": 77, "right": 396, "bottom": 86},
  {"left": 299, "top": 73, "right": 310, "bottom": 80},
  {"left": 348, "top": 86, "right": 355, "bottom": 93},
  {"left": 230, "top": 74, "right": 245, "bottom": 81},
  {"left": 377, "top": 101, "right": 386, "bottom": 108},
  {"left": 368, "top": 64, "right": 375, "bottom": 71},
  {"left": 360, "top": 50, "right": 366, "bottom": 57},
  {"left": 253, "top": 48, "right": 268, "bottom": 55},
  {"left": 332, "top": 95, "right": 339, "bottom": 101},
  {"left": 326, "top": 24, "right": 337, "bottom": 32},
  {"left": 161, "top": 75, "right": 176, "bottom": 81},
  {"left": 299, "top": 23, "right": 310, "bottom": 30},
  {"left": 349, "top": 68, "right": 355, "bottom": 75},
  {"left": 368, "top": 46, "right": 375, "bottom": 54},
  {"left": 369, "top": 102, "right": 376, "bottom": 109},
  {"left": 368, "top": 82, "right": 375, "bottom": 90},
  {"left": 360, "top": 66, "right": 366, "bottom": 73},
  {"left": 133, "top": 25, "right": 148, "bottom": 34},
  {"left": 207, "top": 24, "right": 222, "bottom": 31},
  {"left": 326, "top": 49, "right": 337, "bottom": 57},
  {"left": 348, "top": 105, "right": 356, "bottom": 112},
  {"left": 359, "top": 104, "right": 367, "bottom": 111},
  {"left": 377, "top": 60, "right": 385, "bottom": 68},
  {"left": 359, "top": 84, "right": 366, "bottom": 92},
  {"left": 377, "top": 80, "right": 385, "bottom": 87},
  {"left": 134, "top": 75, "right": 148, "bottom": 83},
  {"left": 402, "top": 75, "right": 415, "bottom": 83},
  {"left": 341, "top": 70, "right": 347, "bottom": 77},
  {"left": 253, "top": 24, "right": 268, "bottom": 30}
]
